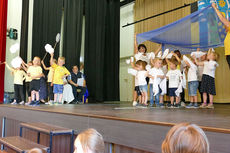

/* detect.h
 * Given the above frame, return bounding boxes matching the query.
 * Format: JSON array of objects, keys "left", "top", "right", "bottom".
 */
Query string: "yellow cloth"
[
  {"left": 27, "top": 66, "right": 43, "bottom": 80},
  {"left": 224, "top": 27, "right": 230, "bottom": 56},
  {"left": 13, "top": 70, "right": 26, "bottom": 85},
  {"left": 47, "top": 67, "right": 54, "bottom": 83},
  {"left": 52, "top": 63, "right": 70, "bottom": 85}
]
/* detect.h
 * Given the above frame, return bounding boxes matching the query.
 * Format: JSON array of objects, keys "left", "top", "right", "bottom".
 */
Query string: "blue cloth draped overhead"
[{"left": 136, "top": 5, "right": 226, "bottom": 54}]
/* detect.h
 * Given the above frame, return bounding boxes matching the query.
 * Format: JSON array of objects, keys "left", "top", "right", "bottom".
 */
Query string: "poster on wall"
[{"left": 198, "top": 0, "right": 230, "bottom": 19}]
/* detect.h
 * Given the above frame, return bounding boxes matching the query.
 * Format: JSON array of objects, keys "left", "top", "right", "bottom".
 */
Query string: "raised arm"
[
  {"left": 212, "top": 3, "right": 230, "bottom": 28},
  {"left": 134, "top": 33, "right": 138, "bottom": 54},
  {"left": 4, "top": 62, "right": 14, "bottom": 72},
  {"left": 154, "top": 44, "right": 162, "bottom": 55},
  {"left": 172, "top": 52, "right": 181, "bottom": 64},
  {"left": 41, "top": 60, "right": 50, "bottom": 71},
  {"left": 50, "top": 53, "right": 54, "bottom": 66},
  {"left": 195, "top": 58, "right": 204, "bottom": 66}
]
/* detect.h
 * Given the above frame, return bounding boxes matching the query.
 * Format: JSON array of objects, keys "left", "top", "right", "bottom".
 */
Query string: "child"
[
  {"left": 162, "top": 123, "right": 210, "bottom": 153},
  {"left": 148, "top": 58, "right": 165, "bottom": 107},
  {"left": 41, "top": 59, "right": 57, "bottom": 103},
  {"left": 27, "top": 57, "right": 43, "bottom": 106},
  {"left": 184, "top": 56, "right": 199, "bottom": 108},
  {"left": 74, "top": 128, "right": 104, "bottom": 153},
  {"left": 166, "top": 59, "right": 182, "bottom": 108},
  {"left": 50, "top": 53, "right": 70, "bottom": 104},
  {"left": 195, "top": 49, "right": 219, "bottom": 109},
  {"left": 4, "top": 62, "right": 26, "bottom": 105},
  {"left": 132, "top": 74, "right": 142, "bottom": 106},
  {"left": 22, "top": 61, "right": 33, "bottom": 105},
  {"left": 131, "top": 60, "right": 148, "bottom": 106}
]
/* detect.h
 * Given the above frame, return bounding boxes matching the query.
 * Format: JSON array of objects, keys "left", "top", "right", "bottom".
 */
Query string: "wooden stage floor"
[
  {"left": 0, "top": 102, "right": 230, "bottom": 153},
  {"left": 0, "top": 102, "right": 230, "bottom": 131}
]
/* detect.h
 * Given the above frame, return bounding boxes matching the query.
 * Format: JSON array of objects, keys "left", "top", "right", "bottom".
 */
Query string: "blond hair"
[
  {"left": 58, "top": 57, "right": 65, "bottom": 61},
  {"left": 162, "top": 123, "right": 209, "bottom": 153},
  {"left": 77, "top": 128, "right": 104, "bottom": 153},
  {"left": 28, "top": 148, "right": 43, "bottom": 153}
]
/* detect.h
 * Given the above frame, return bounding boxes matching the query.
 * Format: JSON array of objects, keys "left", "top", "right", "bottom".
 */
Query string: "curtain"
[
  {"left": 0, "top": 0, "right": 8, "bottom": 102},
  {"left": 32, "top": 0, "right": 63, "bottom": 66},
  {"left": 62, "top": 0, "right": 83, "bottom": 70},
  {"left": 84, "top": 0, "right": 120, "bottom": 102},
  {"left": 20, "top": 0, "right": 29, "bottom": 62}
]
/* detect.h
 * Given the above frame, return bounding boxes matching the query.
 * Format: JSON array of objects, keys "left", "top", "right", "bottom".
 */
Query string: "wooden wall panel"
[{"left": 134, "top": 0, "right": 230, "bottom": 103}]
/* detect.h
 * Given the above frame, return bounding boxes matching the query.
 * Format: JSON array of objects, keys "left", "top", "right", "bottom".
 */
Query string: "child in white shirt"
[
  {"left": 148, "top": 58, "right": 165, "bottom": 107},
  {"left": 131, "top": 60, "right": 148, "bottom": 106},
  {"left": 195, "top": 49, "right": 219, "bottom": 109},
  {"left": 184, "top": 56, "right": 199, "bottom": 108},
  {"left": 166, "top": 59, "right": 182, "bottom": 108}
]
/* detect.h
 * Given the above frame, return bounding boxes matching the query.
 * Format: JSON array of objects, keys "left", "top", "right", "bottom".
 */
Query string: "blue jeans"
[{"left": 149, "top": 84, "right": 160, "bottom": 105}]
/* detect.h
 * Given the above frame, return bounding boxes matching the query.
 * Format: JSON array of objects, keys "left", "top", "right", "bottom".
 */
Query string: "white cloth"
[
  {"left": 134, "top": 52, "right": 154, "bottom": 64},
  {"left": 149, "top": 68, "right": 164, "bottom": 96},
  {"left": 148, "top": 68, "right": 164, "bottom": 84},
  {"left": 137, "top": 70, "right": 147, "bottom": 86},
  {"left": 160, "top": 78, "right": 167, "bottom": 95},
  {"left": 162, "top": 49, "right": 169, "bottom": 59},
  {"left": 191, "top": 51, "right": 206, "bottom": 58},
  {"left": 183, "top": 55, "right": 198, "bottom": 82},
  {"left": 62, "top": 78, "right": 74, "bottom": 103},
  {"left": 166, "top": 69, "right": 182, "bottom": 88},
  {"left": 175, "top": 81, "right": 183, "bottom": 97},
  {"left": 202, "top": 60, "right": 219, "bottom": 78},
  {"left": 128, "top": 68, "right": 137, "bottom": 76}
]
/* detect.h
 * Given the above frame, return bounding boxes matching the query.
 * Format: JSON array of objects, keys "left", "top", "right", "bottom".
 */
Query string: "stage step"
[
  {"left": 20, "top": 122, "right": 74, "bottom": 153},
  {"left": 0, "top": 136, "right": 49, "bottom": 153}
]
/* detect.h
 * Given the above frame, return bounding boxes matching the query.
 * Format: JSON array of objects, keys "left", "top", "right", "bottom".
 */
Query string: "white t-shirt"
[
  {"left": 187, "top": 64, "right": 198, "bottom": 82},
  {"left": 136, "top": 70, "right": 147, "bottom": 86},
  {"left": 149, "top": 67, "right": 164, "bottom": 84},
  {"left": 202, "top": 60, "right": 219, "bottom": 78},
  {"left": 197, "top": 65, "right": 204, "bottom": 81},
  {"left": 166, "top": 69, "right": 182, "bottom": 88}
]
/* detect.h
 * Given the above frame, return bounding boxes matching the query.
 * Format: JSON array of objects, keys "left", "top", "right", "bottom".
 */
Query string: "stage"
[{"left": 0, "top": 102, "right": 229, "bottom": 153}]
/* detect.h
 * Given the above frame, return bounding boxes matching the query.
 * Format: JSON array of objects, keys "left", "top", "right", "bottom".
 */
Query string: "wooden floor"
[
  {"left": 0, "top": 102, "right": 230, "bottom": 153},
  {"left": 1, "top": 102, "right": 230, "bottom": 132}
]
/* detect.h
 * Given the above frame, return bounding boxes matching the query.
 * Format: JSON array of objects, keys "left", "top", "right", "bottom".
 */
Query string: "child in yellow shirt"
[
  {"left": 27, "top": 57, "right": 43, "bottom": 106},
  {"left": 4, "top": 62, "right": 26, "bottom": 105},
  {"left": 50, "top": 53, "right": 70, "bottom": 104},
  {"left": 22, "top": 61, "right": 33, "bottom": 105},
  {"left": 41, "top": 59, "right": 57, "bottom": 103}
]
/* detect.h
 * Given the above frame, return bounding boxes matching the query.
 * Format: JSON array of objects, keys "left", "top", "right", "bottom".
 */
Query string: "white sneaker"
[
  {"left": 132, "top": 101, "right": 138, "bottom": 106},
  {"left": 19, "top": 101, "right": 25, "bottom": 105},
  {"left": 11, "top": 101, "right": 17, "bottom": 105},
  {"left": 25, "top": 102, "right": 31, "bottom": 106}
]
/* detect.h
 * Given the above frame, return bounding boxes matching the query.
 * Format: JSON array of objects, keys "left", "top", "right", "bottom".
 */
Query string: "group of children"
[
  {"left": 130, "top": 39, "right": 219, "bottom": 109},
  {"left": 4, "top": 51, "right": 76, "bottom": 106}
]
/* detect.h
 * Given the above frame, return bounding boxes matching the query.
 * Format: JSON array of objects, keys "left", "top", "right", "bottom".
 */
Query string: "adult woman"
[{"left": 212, "top": 3, "right": 230, "bottom": 68}]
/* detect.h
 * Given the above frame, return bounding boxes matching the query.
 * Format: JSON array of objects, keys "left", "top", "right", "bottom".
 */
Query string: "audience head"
[
  {"left": 33, "top": 56, "right": 41, "bottom": 66},
  {"left": 136, "top": 60, "right": 147, "bottom": 71},
  {"left": 138, "top": 44, "right": 147, "bottom": 53},
  {"left": 58, "top": 57, "right": 65, "bottom": 66},
  {"left": 162, "top": 123, "right": 209, "bottom": 153},
  {"left": 154, "top": 58, "right": 163, "bottom": 68},
  {"left": 28, "top": 148, "right": 43, "bottom": 153},
  {"left": 74, "top": 128, "right": 105, "bottom": 153},
  {"left": 72, "top": 65, "right": 79, "bottom": 74}
]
